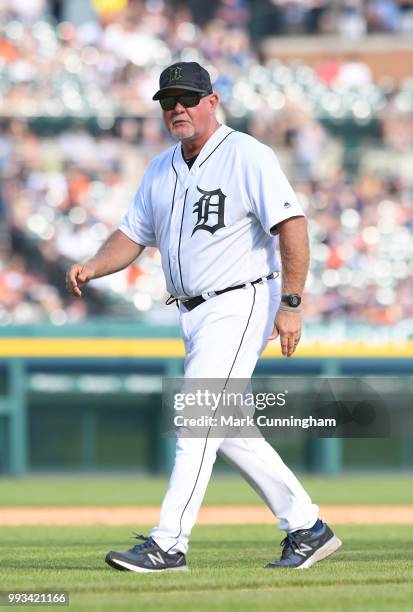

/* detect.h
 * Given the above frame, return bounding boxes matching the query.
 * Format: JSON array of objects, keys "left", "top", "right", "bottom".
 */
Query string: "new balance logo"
[
  {"left": 296, "top": 543, "right": 313, "bottom": 557},
  {"left": 148, "top": 552, "right": 165, "bottom": 566}
]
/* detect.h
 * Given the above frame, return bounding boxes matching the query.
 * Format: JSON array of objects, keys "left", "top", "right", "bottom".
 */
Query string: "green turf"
[
  {"left": 0, "top": 525, "right": 412, "bottom": 611},
  {"left": 0, "top": 474, "right": 412, "bottom": 506}
]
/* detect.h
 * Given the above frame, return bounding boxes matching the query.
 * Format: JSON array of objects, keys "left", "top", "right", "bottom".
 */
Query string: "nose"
[{"left": 173, "top": 101, "right": 186, "bottom": 112}]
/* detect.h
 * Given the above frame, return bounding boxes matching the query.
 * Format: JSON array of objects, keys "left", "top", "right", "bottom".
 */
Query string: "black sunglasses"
[{"left": 159, "top": 92, "right": 209, "bottom": 111}]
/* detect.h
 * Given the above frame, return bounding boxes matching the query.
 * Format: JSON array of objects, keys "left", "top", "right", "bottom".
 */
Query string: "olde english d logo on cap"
[{"left": 170, "top": 66, "right": 182, "bottom": 81}]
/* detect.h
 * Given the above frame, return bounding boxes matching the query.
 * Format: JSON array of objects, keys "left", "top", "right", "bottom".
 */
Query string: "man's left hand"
[{"left": 268, "top": 310, "right": 302, "bottom": 357}]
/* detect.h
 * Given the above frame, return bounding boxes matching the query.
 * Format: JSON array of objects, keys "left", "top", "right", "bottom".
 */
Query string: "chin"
[{"left": 170, "top": 125, "right": 195, "bottom": 141}]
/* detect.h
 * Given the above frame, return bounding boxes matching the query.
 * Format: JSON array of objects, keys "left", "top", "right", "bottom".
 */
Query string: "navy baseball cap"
[{"left": 152, "top": 62, "right": 213, "bottom": 100}]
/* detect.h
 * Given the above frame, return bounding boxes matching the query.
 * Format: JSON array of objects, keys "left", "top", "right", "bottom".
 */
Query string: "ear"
[{"left": 208, "top": 92, "right": 219, "bottom": 113}]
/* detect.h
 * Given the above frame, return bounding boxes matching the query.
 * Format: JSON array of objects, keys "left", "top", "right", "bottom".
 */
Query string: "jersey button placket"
[
  {"left": 169, "top": 189, "right": 186, "bottom": 293},
  {"left": 169, "top": 190, "right": 182, "bottom": 257}
]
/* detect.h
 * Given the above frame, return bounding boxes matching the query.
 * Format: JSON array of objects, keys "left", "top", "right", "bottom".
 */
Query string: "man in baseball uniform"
[{"left": 66, "top": 62, "right": 342, "bottom": 572}]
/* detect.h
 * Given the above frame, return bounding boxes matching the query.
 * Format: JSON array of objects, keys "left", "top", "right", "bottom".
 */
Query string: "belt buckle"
[{"left": 201, "top": 292, "right": 216, "bottom": 300}]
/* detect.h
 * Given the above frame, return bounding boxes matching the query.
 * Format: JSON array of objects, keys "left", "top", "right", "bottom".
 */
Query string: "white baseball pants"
[{"left": 150, "top": 279, "right": 319, "bottom": 554}]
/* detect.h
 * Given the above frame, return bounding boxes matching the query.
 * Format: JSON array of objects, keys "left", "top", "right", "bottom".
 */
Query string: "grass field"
[
  {"left": 1, "top": 524, "right": 412, "bottom": 611},
  {"left": 1, "top": 475, "right": 412, "bottom": 610},
  {"left": 0, "top": 473, "right": 412, "bottom": 506}
]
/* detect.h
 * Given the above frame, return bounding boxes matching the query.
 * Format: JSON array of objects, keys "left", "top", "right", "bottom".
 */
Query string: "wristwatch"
[{"left": 281, "top": 294, "right": 302, "bottom": 307}]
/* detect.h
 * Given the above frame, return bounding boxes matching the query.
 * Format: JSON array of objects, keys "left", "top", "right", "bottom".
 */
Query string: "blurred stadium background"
[{"left": 0, "top": 0, "right": 412, "bottom": 477}]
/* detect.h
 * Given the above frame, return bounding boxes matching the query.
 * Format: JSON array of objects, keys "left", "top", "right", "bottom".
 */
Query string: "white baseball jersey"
[{"left": 119, "top": 124, "right": 304, "bottom": 299}]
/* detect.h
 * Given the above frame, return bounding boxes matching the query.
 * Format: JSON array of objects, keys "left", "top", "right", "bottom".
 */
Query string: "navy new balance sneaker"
[
  {"left": 105, "top": 534, "right": 188, "bottom": 573},
  {"left": 266, "top": 522, "right": 342, "bottom": 569}
]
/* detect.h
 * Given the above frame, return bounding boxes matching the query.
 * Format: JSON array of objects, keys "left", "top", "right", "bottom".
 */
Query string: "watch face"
[{"left": 281, "top": 294, "right": 301, "bottom": 307}]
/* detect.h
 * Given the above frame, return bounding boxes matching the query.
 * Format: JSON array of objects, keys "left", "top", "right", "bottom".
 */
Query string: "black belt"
[{"left": 166, "top": 272, "right": 278, "bottom": 312}]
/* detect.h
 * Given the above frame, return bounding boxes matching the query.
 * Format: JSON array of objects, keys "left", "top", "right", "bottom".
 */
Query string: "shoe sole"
[
  {"left": 105, "top": 554, "right": 189, "bottom": 573},
  {"left": 296, "top": 535, "right": 342, "bottom": 569}
]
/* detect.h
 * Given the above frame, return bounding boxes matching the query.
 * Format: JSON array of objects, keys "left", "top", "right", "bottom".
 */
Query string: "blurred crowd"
[
  {"left": 2, "top": 0, "right": 413, "bottom": 120},
  {"left": 2, "top": 0, "right": 413, "bottom": 36},
  {"left": 251, "top": 0, "right": 413, "bottom": 37},
  {"left": 0, "top": 0, "right": 412, "bottom": 328}
]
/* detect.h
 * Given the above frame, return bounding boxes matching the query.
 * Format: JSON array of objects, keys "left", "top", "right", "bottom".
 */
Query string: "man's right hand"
[
  {"left": 66, "top": 263, "right": 96, "bottom": 297},
  {"left": 65, "top": 230, "right": 146, "bottom": 297}
]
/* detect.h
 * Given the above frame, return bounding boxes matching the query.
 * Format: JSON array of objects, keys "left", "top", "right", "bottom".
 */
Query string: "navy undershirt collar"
[{"left": 182, "top": 148, "right": 198, "bottom": 170}]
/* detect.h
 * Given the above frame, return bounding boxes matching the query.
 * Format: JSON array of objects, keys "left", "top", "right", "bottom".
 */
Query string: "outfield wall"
[{"left": 0, "top": 324, "right": 412, "bottom": 476}]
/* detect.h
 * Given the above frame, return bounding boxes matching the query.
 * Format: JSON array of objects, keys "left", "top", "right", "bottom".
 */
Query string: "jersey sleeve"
[
  {"left": 118, "top": 174, "right": 157, "bottom": 247},
  {"left": 246, "top": 144, "right": 305, "bottom": 236}
]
